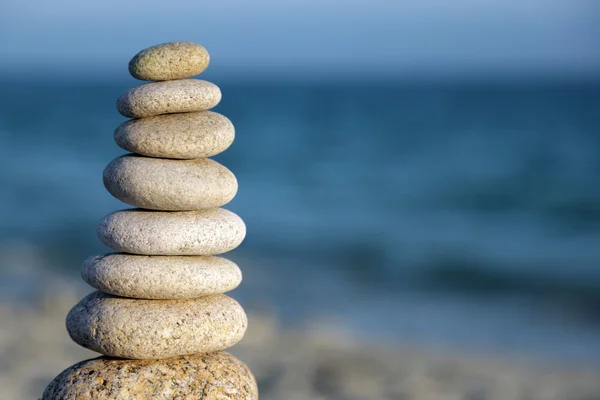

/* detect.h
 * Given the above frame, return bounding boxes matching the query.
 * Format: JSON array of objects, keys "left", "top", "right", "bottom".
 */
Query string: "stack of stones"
[{"left": 42, "top": 42, "right": 258, "bottom": 399}]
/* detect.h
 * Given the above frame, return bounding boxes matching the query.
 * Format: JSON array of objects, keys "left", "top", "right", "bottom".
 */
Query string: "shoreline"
[{"left": 1, "top": 275, "right": 600, "bottom": 399}]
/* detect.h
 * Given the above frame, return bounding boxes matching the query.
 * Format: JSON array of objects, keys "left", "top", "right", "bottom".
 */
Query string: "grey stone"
[
  {"left": 42, "top": 352, "right": 258, "bottom": 399},
  {"left": 82, "top": 254, "right": 242, "bottom": 299},
  {"left": 66, "top": 291, "right": 247, "bottom": 359},
  {"left": 117, "top": 79, "right": 221, "bottom": 118},
  {"left": 97, "top": 208, "right": 246, "bottom": 255},
  {"left": 114, "top": 111, "right": 234, "bottom": 159},
  {"left": 128, "top": 41, "right": 210, "bottom": 81},
  {"left": 103, "top": 155, "right": 238, "bottom": 211}
]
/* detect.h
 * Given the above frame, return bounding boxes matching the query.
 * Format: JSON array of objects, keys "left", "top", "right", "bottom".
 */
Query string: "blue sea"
[{"left": 1, "top": 78, "right": 600, "bottom": 361}]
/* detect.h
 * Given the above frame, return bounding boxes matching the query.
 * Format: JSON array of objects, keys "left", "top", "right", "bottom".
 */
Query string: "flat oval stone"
[
  {"left": 129, "top": 42, "right": 210, "bottom": 81},
  {"left": 114, "top": 111, "right": 235, "bottom": 159},
  {"left": 97, "top": 208, "right": 245, "bottom": 255},
  {"left": 103, "top": 155, "right": 237, "bottom": 211},
  {"left": 66, "top": 291, "right": 247, "bottom": 359},
  {"left": 42, "top": 352, "right": 258, "bottom": 399},
  {"left": 117, "top": 80, "right": 221, "bottom": 118},
  {"left": 82, "top": 254, "right": 242, "bottom": 299}
]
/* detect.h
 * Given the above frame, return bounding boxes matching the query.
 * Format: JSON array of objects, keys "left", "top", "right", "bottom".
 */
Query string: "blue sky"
[{"left": 1, "top": 0, "right": 599, "bottom": 79}]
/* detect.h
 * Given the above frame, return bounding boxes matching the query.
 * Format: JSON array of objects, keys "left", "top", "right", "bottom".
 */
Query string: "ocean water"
[{"left": 1, "top": 79, "right": 600, "bottom": 360}]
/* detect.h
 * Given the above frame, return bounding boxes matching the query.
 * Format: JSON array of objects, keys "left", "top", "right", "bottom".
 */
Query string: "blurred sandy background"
[{"left": 1, "top": 1, "right": 600, "bottom": 399}]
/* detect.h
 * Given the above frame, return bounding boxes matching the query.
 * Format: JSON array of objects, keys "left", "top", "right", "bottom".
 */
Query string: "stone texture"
[
  {"left": 117, "top": 79, "right": 221, "bottom": 118},
  {"left": 103, "top": 155, "right": 237, "bottom": 211},
  {"left": 66, "top": 291, "right": 247, "bottom": 359},
  {"left": 128, "top": 41, "right": 210, "bottom": 81},
  {"left": 82, "top": 254, "right": 242, "bottom": 299},
  {"left": 114, "top": 111, "right": 235, "bottom": 159},
  {"left": 42, "top": 352, "right": 258, "bottom": 400},
  {"left": 97, "top": 208, "right": 245, "bottom": 255}
]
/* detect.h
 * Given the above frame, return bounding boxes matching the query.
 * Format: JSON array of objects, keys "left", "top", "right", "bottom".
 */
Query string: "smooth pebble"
[
  {"left": 66, "top": 291, "right": 247, "bottom": 359},
  {"left": 42, "top": 352, "right": 257, "bottom": 399},
  {"left": 103, "top": 155, "right": 237, "bottom": 211},
  {"left": 82, "top": 254, "right": 242, "bottom": 299},
  {"left": 97, "top": 208, "right": 246, "bottom": 255},
  {"left": 129, "top": 41, "right": 210, "bottom": 81},
  {"left": 117, "top": 79, "right": 221, "bottom": 118},
  {"left": 114, "top": 111, "right": 234, "bottom": 159}
]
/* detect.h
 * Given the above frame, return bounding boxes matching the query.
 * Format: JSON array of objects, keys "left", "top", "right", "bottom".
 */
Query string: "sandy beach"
[{"left": 1, "top": 273, "right": 599, "bottom": 400}]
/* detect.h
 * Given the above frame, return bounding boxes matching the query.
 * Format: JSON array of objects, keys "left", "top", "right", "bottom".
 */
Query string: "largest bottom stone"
[{"left": 42, "top": 352, "right": 258, "bottom": 399}]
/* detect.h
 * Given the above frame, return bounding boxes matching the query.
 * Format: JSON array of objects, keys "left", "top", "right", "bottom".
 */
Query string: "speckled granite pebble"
[
  {"left": 66, "top": 291, "right": 247, "bottom": 359},
  {"left": 114, "top": 111, "right": 235, "bottom": 159},
  {"left": 42, "top": 352, "right": 258, "bottom": 400},
  {"left": 103, "top": 155, "right": 237, "bottom": 211},
  {"left": 117, "top": 80, "right": 221, "bottom": 118},
  {"left": 97, "top": 208, "right": 245, "bottom": 255},
  {"left": 82, "top": 254, "right": 242, "bottom": 299},
  {"left": 129, "top": 42, "right": 210, "bottom": 81}
]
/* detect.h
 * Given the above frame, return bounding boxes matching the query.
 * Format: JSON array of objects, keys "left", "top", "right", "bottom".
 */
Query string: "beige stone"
[
  {"left": 114, "top": 111, "right": 235, "bottom": 159},
  {"left": 42, "top": 352, "right": 258, "bottom": 400},
  {"left": 97, "top": 208, "right": 245, "bottom": 255},
  {"left": 82, "top": 254, "right": 242, "bottom": 299},
  {"left": 128, "top": 42, "right": 210, "bottom": 81},
  {"left": 66, "top": 291, "right": 247, "bottom": 359},
  {"left": 117, "top": 79, "right": 221, "bottom": 118},
  {"left": 103, "top": 155, "right": 237, "bottom": 211}
]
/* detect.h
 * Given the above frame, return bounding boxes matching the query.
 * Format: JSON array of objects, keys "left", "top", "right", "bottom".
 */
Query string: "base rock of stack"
[
  {"left": 42, "top": 352, "right": 258, "bottom": 400},
  {"left": 98, "top": 208, "right": 246, "bottom": 256},
  {"left": 117, "top": 79, "right": 221, "bottom": 118},
  {"left": 67, "top": 292, "right": 247, "bottom": 359},
  {"left": 114, "top": 111, "right": 234, "bottom": 159},
  {"left": 82, "top": 254, "right": 242, "bottom": 299},
  {"left": 103, "top": 155, "right": 237, "bottom": 210}
]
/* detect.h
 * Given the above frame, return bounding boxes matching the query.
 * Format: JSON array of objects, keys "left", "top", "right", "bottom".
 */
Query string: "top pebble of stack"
[{"left": 129, "top": 42, "right": 210, "bottom": 81}]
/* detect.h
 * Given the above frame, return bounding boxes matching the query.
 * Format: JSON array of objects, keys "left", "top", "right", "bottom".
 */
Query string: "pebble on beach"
[
  {"left": 66, "top": 291, "right": 247, "bottom": 359},
  {"left": 103, "top": 155, "right": 238, "bottom": 211},
  {"left": 97, "top": 208, "right": 246, "bottom": 255},
  {"left": 117, "top": 79, "right": 221, "bottom": 118},
  {"left": 129, "top": 42, "right": 210, "bottom": 81},
  {"left": 82, "top": 254, "right": 242, "bottom": 299},
  {"left": 42, "top": 352, "right": 257, "bottom": 400},
  {"left": 114, "top": 111, "right": 235, "bottom": 159}
]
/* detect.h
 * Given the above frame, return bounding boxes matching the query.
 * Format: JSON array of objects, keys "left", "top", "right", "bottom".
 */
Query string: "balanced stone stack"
[{"left": 42, "top": 42, "right": 258, "bottom": 399}]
